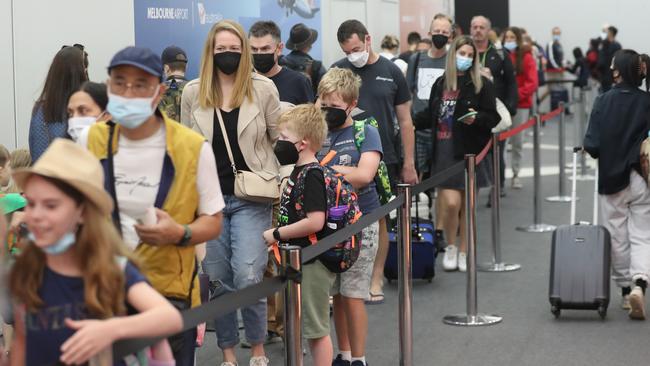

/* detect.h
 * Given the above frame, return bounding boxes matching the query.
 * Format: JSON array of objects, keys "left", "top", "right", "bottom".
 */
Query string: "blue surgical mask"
[
  {"left": 106, "top": 90, "right": 159, "bottom": 129},
  {"left": 456, "top": 54, "right": 473, "bottom": 72},
  {"left": 553, "top": 35, "right": 561, "bottom": 42},
  {"left": 29, "top": 231, "right": 76, "bottom": 255},
  {"left": 504, "top": 41, "right": 517, "bottom": 51}
]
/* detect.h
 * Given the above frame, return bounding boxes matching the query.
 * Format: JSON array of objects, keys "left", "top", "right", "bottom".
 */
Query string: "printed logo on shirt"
[
  {"left": 376, "top": 76, "right": 394, "bottom": 82},
  {"left": 437, "top": 90, "right": 460, "bottom": 140},
  {"left": 338, "top": 154, "right": 352, "bottom": 166},
  {"left": 115, "top": 173, "right": 161, "bottom": 195},
  {"left": 25, "top": 302, "right": 86, "bottom": 331}
]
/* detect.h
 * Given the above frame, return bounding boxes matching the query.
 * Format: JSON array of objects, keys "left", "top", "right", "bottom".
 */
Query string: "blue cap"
[{"left": 108, "top": 46, "right": 163, "bottom": 80}]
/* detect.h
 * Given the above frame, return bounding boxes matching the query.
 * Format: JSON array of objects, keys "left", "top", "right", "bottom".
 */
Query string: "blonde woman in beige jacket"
[{"left": 181, "top": 19, "right": 281, "bottom": 366}]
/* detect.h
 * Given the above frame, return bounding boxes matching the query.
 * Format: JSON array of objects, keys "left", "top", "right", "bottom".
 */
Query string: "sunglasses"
[{"left": 61, "top": 43, "right": 85, "bottom": 51}]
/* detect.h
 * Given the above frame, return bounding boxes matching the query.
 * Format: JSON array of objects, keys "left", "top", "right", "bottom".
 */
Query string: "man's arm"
[{"left": 395, "top": 101, "right": 418, "bottom": 184}]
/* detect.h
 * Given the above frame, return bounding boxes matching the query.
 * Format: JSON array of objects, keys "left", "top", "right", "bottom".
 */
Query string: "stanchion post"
[
  {"left": 281, "top": 245, "right": 303, "bottom": 366},
  {"left": 517, "top": 115, "right": 557, "bottom": 233},
  {"left": 397, "top": 184, "right": 413, "bottom": 366},
  {"left": 443, "top": 155, "right": 502, "bottom": 326},
  {"left": 546, "top": 102, "right": 573, "bottom": 202},
  {"left": 479, "top": 134, "right": 521, "bottom": 272},
  {"left": 574, "top": 87, "right": 595, "bottom": 181},
  {"left": 579, "top": 88, "right": 588, "bottom": 175}
]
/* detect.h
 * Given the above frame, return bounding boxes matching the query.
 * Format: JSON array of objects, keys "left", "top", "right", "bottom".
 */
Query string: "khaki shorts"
[
  {"left": 332, "top": 222, "right": 379, "bottom": 300},
  {"left": 302, "top": 261, "right": 336, "bottom": 339}
]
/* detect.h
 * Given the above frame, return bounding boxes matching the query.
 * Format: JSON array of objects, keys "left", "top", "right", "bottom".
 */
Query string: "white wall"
[
  {"left": 2, "top": 0, "right": 134, "bottom": 150},
  {"left": 0, "top": 1, "right": 16, "bottom": 150},
  {"left": 321, "top": 0, "right": 400, "bottom": 67},
  {"left": 511, "top": 0, "right": 650, "bottom": 62}
]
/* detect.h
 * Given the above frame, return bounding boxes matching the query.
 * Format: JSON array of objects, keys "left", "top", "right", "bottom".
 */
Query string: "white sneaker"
[
  {"left": 629, "top": 286, "right": 646, "bottom": 320},
  {"left": 250, "top": 357, "right": 269, "bottom": 366},
  {"left": 442, "top": 245, "right": 458, "bottom": 271},
  {"left": 458, "top": 252, "right": 467, "bottom": 272},
  {"left": 512, "top": 176, "right": 523, "bottom": 189}
]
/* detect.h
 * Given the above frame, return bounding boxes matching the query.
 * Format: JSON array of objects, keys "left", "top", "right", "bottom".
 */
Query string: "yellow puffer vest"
[{"left": 87, "top": 114, "right": 204, "bottom": 307}]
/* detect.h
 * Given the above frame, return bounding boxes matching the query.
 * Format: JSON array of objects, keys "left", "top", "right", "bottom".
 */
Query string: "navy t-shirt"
[
  {"left": 317, "top": 124, "right": 383, "bottom": 214},
  {"left": 269, "top": 67, "right": 314, "bottom": 105},
  {"left": 331, "top": 56, "right": 411, "bottom": 165},
  {"left": 24, "top": 262, "right": 146, "bottom": 366}
]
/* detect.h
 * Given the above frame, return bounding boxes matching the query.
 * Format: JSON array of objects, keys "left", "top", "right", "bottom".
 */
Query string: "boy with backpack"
[
  {"left": 316, "top": 67, "right": 382, "bottom": 366},
  {"left": 263, "top": 104, "right": 360, "bottom": 366}
]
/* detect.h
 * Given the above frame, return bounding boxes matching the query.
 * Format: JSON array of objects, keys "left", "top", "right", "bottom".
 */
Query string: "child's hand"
[
  {"left": 60, "top": 318, "right": 117, "bottom": 364},
  {"left": 262, "top": 229, "right": 275, "bottom": 245}
]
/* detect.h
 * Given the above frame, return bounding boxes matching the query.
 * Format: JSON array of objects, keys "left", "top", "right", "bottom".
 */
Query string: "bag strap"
[
  {"left": 215, "top": 109, "right": 238, "bottom": 175},
  {"left": 106, "top": 122, "right": 123, "bottom": 234}
]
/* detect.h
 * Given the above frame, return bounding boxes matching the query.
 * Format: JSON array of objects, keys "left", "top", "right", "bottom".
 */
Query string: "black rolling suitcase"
[{"left": 549, "top": 148, "right": 611, "bottom": 319}]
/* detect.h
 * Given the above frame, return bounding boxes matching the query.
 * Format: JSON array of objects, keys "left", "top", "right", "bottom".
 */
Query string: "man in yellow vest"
[{"left": 80, "top": 46, "right": 225, "bottom": 365}]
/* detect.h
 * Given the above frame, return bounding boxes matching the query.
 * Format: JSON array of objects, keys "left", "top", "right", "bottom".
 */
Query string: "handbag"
[
  {"left": 491, "top": 97, "right": 513, "bottom": 133},
  {"left": 640, "top": 132, "right": 650, "bottom": 185},
  {"left": 215, "top": 109, "right": 279, "bottom": 202}
]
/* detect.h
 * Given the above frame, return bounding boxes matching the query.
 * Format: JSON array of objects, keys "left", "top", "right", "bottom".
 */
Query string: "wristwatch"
[
  {"left": 177, "top": 224, "right": 192, "bottom": 247},
  {"left": 273, "top": 228, "right": 282, "bottom": 241}
]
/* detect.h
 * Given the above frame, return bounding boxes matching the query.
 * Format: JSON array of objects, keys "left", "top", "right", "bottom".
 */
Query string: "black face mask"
[
  {"left": 213, "top": 52, "right": 241, "bottom": 75},
  {"left": 321, "top": 107, "right": 348, "bottom": 129},
  {"left": 253, "top": 53, "right": 276, "bottom": 74},
  {"left": 274, "top": 140, "right": 300, "bottom": 165},
  {"left": 432, "top": 34, "right": 449, "bottom": 49}
]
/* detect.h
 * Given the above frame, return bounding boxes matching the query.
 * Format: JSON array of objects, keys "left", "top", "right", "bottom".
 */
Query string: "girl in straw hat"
[{"left": 7, "top": 139, "right": 182, "bottom": 365}]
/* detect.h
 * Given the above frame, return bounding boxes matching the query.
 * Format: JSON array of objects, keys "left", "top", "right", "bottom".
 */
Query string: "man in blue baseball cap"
[{"left": 78, "top": 46, "right": 225, "bottom": 365}]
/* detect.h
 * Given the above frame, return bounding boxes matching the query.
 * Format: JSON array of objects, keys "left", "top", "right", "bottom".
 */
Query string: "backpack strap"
[{"left": 352, "top": 119, "right": 366, "bottom": 152}]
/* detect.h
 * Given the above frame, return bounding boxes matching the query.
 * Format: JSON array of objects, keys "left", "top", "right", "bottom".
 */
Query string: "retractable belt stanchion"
[
  {"left": 479, "top": 134, "right": 521, "bottom": 272},
  {"left": 397, "top": 184, "right": 413, "bottom": 366},
  {"left": 517, "top": 115, "right": 557, "bottom": 233},
  {"left": 546, "top": 102, "right": 573, "bottom": 202},
  {"left": 282, "top": 245, "right": 303, "bottom": 366},
  {"left": 444, "top": 155, "right": 502, "bottom": 326}
]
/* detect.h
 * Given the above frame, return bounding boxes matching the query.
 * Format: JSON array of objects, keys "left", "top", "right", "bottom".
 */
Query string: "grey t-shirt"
[
  {"left": 407, "top": 51, "right": 447, "bottom": 115},
  {"left": 317, "top": 124, "right": 383, "bottom": 214},
  {"left": 331, "top": 56, "right": 411, "bottom": 165}
]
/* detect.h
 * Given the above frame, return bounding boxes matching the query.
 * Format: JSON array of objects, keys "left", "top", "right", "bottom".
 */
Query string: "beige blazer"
[{"left": 181, "top": 73, "right": 281, "bottom": 181}]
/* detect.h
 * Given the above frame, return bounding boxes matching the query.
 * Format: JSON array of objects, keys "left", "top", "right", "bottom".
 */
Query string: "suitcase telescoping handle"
[
  {"left": 571, "top": 147, "right": 580, "bottom": 225},
  {"left": 571, "top": 147, "right": 599, "bottom": 225}
]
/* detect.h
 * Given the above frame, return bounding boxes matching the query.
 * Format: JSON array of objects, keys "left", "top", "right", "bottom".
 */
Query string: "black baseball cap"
[
  {"left": 161, "top": 45, "right": 188, "bottom": 65},
  {"left": 108, "top": 46, "right": 163, "bottom": 80}
]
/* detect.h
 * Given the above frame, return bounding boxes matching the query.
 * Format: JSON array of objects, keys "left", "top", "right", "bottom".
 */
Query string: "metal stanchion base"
[
  {"left": 516, "top": 223, "right": 557, "bottom": 232},
  {"left": 443, "top": 314, "right": 503, "bottom": 326},
  {"left": 545, "top": 195, "right": 574, "bottom": 202},
  {"left": 478, "top": 262, "right": 522, "bottom": 272}
]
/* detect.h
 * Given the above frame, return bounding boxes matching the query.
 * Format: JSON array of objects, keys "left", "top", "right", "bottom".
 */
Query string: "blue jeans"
[{"left": 203, "top": 195, "right": 271, "bottom": 349}]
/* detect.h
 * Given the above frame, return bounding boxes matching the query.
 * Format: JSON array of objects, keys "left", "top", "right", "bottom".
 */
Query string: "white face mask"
[
  {"left": 600, "top": 31, "right": 608, "bottom": 40},
  {"left": 347, "top": 48, "right": 369, "bottom": 68},
  {"left": 67, "top": 116, "right": 98, "bottom": 141}
]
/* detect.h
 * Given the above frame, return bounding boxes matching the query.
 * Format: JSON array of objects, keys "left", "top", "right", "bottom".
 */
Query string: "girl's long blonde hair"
[
  {"left": 198, "top": 19, "right": 254, "bottom": 109},
  {"left": 9, "top": 176, "right": 137, "bottom": 318},
  {"left": 444, "top": 36, "right": 483, "bottom": 94}
]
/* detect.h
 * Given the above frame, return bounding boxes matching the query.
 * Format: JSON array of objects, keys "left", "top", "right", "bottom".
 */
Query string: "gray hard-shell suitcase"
[{"left": 549, "top": 148, "right": 611, "bottom": 319}]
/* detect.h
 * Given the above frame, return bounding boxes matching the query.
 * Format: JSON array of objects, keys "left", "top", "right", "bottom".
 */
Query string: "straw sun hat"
[{"left": 12, "top": 139, "right": 113, "bottom": 215}]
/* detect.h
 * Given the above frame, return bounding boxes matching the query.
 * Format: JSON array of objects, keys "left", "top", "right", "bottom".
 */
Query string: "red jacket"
[{"left": 509, "top": 51, "right": 539, "bottom": 109}]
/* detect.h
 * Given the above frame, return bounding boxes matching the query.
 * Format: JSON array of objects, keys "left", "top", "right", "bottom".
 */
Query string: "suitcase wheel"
[
  {"left": 598, "top": 306, "right": 607, "bottom": 320},
  {"left": 551, "top": 305, "right": 561, "bottom": 319}
]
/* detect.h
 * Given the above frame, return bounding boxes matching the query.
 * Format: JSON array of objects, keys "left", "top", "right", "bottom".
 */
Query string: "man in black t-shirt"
[
  {"left": 331, "top": 21, "right": 417, "bottom": 357},
  {"left": 249, "top": 21, "right": 314, "bottom": 105}
]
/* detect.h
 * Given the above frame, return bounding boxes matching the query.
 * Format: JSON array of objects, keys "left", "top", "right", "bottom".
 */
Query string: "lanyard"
[{"left": 480, "top": 44, "right": 493, "bottom": 67}]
